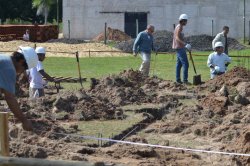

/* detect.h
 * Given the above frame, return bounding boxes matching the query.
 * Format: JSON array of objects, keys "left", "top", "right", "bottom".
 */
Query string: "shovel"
[
  {"left": 188, "top": 51, "right": 202, "bottom": 85},
  {"left": 75, "top": 51, "right": 83, "bottom": 88}
]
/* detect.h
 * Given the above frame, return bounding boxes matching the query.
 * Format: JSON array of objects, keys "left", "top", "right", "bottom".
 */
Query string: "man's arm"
[
  {"left": 39, "top": 70, "right": 54, "bottom": 82},
  {"left": 207, "top": 54, "right": 214, "bottom": 68},
  {"left": 133, "top": 33, "right": 142, "bottom": 54},
  {"left": 3, "top": 89, "right": 32, "bottom": 131}
]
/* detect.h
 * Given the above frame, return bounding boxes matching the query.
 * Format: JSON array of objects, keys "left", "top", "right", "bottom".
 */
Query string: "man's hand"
[
  {"left": 133, "top": 52, "right": 137, "bottom": 57},
  {"left": 209, "top": 64, "right": 215, "bottom": 69},
  {"left": 21, "top": 119, "right": 33, "bottom": 131}
]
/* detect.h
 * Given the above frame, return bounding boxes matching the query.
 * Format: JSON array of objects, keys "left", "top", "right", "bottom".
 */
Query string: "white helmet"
[
  {"left": 214, "top": 42, "right": 224, "bottom": 49},
  {"left": 35, "top": 47, "right": 46, "bottom": 54},
  {"left": 179, "top": 14, "right": 188, "bottom": 21},
  {"left": 18, "top": 46, "right": 38, "bottom": 69}
]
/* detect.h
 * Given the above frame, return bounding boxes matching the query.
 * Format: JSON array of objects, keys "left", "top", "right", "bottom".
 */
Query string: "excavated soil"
[
  {"left": 4, "top": 67, "right": 250, "bottom": 165},
  {"left": 0, "top": 40, "right": 129, "bottom": 57},
  {"left": 92, "top": 27, "right": 131, "bottom": 42}
]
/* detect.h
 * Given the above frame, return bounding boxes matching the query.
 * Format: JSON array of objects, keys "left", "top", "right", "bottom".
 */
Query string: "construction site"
[
  {"left": 0, "top": 0, "right": 250, "bottom": 165},
  {"left": 0, "top": 26, "right": 249, "bottom": 165}
]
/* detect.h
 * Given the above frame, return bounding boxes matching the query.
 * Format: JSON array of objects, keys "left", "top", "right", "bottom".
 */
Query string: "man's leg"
[
  {"left": 139, "top": 52, "right": 151, "bottom": 76},
  {"left": 178, "top": 48, "right": 189, "bottom": 82},
  {"left": 176, "top": 49, "right": 182, "bottom": 83},
  {"left": 29, "top": 88, "right": 45, "bottom": 98}
]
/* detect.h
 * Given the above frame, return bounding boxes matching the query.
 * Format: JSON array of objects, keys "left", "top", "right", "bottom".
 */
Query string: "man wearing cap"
[
  {"left": 212, "top": 26, "right": 229, "bottom": 54},
  {"left": 28, "top": 47, "right": 55, "bottom": 98},
  {"left": 207, "top": 42, "right": 231, "bottom": 79},
  {"left": 172, "top": 14, "right": 192, "bottom": 85},
  {"left": 133, "top": 24, "right": 155, "bottom": 76},
  {"left": 0, "top": 46, "right": 38, "bottom": 131}
]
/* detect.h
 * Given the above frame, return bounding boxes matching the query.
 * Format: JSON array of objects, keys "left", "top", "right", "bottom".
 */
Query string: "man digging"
[{"left": 0, "top": 46, "right": 38, "bottom": 131}]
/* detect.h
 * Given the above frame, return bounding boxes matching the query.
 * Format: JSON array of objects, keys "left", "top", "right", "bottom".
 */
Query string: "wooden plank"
[
  {"left": 0, "top": 112, "right": 9, "bottom": 156},
  {"left": 0, "top": 156, "right": 95, "bottom": 166}
]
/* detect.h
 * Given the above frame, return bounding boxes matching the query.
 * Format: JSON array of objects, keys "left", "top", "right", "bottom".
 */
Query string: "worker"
[
  {"left": 172, "top": 14, "right": 192, "bottom": 84},
  {"left": 207, "top": 42, "right": 231, "bottom": 79},
  {"left": 23, "top": 29, "right": 30, "bottom": 41},
  {"left": 0, "top": 46, "right": 38, "bottom": 131},
  {"left": 212, "top": 26, "right": 229, "bottom": 54},
  {"left": 28, "top": 47, "right": 55, "bottom": 98},
  {"left": 133, "top": 24, "right": 155, "bottom": 76}
]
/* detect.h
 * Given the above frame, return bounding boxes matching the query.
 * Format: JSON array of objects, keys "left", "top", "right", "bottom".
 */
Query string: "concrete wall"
[{"left": 63, "top": 0, "right": 250, "bottom": 39}]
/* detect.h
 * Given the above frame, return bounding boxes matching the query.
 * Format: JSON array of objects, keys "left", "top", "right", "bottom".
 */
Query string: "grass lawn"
[{"left": 43, "top": 49, "right": 250, "bottom": 89}]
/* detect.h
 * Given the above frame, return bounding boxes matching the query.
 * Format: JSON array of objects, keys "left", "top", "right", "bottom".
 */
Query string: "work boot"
[
  {"left": 176, "top": 79, "right": 183, "bottom": 84},
  {"left": 183, "top": 81, "right": 192, "bottom": 85}
]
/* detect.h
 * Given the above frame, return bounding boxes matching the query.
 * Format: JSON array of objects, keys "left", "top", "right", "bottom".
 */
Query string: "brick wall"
[{"left": 0, "top": 25, "right": 58, "bottom": 42}]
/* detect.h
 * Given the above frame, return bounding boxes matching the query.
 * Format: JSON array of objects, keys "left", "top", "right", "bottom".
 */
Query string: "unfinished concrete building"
[{"left": 63, "top": 0, "right": 249, "bottom": 39}]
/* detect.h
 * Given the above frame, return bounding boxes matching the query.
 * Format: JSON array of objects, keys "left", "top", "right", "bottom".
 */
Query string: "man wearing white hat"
[
  {"left": 0, "top": 46, "right": 38, "bottom": 131},
  {"left": 172, "top": 14, "right": 192, "bottom": 85},
  {"left": 207, "top": 42, "right": 231, "bottom": 79},
  {"left": 28, "top": 47, "right": 55, "bottom": 98}
]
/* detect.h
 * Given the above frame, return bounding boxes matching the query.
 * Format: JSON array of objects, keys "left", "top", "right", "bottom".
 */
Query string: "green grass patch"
[{"left": 43, "top": 51, "right": 250, "bottom": 90}]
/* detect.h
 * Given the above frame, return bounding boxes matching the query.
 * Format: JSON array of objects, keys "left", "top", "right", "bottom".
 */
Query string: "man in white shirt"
[
  {"left": 29, "top": 47, "right": 55, "bottom": 98},
  {"left": 207, "top": 42, "right": 231, "bottom": 79},
  {"left": 23, "top": 29, "right": 30, "bottom": 41}
]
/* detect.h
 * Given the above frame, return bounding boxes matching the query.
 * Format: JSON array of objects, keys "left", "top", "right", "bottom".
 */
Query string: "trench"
[{"left": 102, "top": 101, "right": 178, "bottom": 147}]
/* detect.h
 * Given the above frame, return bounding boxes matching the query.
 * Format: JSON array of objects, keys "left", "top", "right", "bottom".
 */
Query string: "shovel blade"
[{"left": 193, "top": 74, "right": 202, "bottom": 85}]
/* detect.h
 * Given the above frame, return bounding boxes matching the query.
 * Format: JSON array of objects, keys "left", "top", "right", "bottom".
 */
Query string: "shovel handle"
[
  {"left": 75, "top": 51, "right": 83, "bottom": 88},
  {"left": 188, "top": 51, "right": 197, "bottom": 75}
]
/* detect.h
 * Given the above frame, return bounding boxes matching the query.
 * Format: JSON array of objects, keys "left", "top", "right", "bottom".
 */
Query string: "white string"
[{"left": 34, "top": 129, "right": 250, "bottom": 157}]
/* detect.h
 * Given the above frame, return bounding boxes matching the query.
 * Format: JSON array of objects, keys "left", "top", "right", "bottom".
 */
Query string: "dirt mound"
[
  {"left": 90, "top": 69, "right": 186, "bottom": 106},
  {"left": 115, "top": 31, "right": 246, "bottom": 52},
  {"left": 93, "top": 27, "right": 131, "bottom": 42},
  {"left": 202, "top": 66, "right": 250, "bottom": 91}
]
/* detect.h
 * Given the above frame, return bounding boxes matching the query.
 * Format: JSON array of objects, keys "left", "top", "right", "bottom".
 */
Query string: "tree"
[{"left": 32, "top": 0, "right": 56, "bottom": 24}]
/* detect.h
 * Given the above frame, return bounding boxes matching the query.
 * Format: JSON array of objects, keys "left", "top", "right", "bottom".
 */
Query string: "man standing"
[
  {"left": 133, "top": 25, "right": 155, "bottom": 76},
  {"left": 172, "top": 14, "right": 192, "bottom": 84},
  {"left": 212, "top": 26, "right": 229, "bottom": 54},
  {"left": 28, "top": 47, "right": 55, "bottom": 98},
  {"left": 207, "top": 42, "right": 231, "bottom": 79},
  {"left": 0, "top": 47, "right": 38, "bottom": 131}
]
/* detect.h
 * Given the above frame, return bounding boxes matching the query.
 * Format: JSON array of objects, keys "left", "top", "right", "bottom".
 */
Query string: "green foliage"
[
  {"left": 32, "top": 0, "right": 57, "bottom": 24},
  {"left": 0, "top": 0, "right": 62, "bottom": 24}
]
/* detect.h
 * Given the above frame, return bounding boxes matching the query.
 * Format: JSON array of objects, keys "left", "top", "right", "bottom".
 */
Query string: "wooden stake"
[{"left": 0, "top": 112, "right": 9, "bottom": 156}]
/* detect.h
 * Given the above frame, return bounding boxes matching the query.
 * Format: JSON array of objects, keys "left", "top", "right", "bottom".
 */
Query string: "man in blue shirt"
[
  {"left": 0, "top": 47, "right": 38, "bottom": 131},
  {"left": 133, "top": 25, "right": 155, "bottom": 76}
]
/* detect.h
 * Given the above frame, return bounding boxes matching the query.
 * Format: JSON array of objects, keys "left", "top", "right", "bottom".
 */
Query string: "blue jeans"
[{"left": 176, "top": 48, "right": 189, "bottom": 82}]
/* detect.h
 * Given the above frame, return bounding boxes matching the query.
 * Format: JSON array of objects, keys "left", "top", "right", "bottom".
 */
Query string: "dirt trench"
[{"left": 5, "top": 67, "right": 250, "bottom": 165}]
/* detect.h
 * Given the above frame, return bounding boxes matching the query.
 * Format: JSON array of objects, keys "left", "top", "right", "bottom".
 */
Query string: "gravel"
[{"left": 115, "top": 30, "right": 246, "bottom": 52}]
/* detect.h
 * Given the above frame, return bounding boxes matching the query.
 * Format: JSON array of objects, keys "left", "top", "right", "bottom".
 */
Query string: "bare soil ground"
[
  {"left": 2, "top": 67, "right": 249, "bottom": 165},
  {"left": 0, "top": 40, "right": 130, "bottom": 57}
]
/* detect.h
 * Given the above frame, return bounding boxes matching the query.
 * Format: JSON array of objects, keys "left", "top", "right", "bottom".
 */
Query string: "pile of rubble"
[
  {"left": 115, "top": 30, "right": 246, "bottom": 52},
  {"left": 92, "top": 27, "right": 131, "bottom": 42}
]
